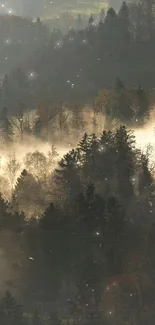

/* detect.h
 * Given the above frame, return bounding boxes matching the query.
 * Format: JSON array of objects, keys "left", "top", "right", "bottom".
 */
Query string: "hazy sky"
[{"left": 1, "top": 0, "right": 123, "bottom": 16}]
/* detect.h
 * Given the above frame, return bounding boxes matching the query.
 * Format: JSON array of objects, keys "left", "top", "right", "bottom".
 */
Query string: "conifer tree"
[
  {"left": 114, "top": 125, "right": 135, "bottom": 204},
  {"left": 115, "top": 79, "right": 133, "bottom": 121},
  {"left": 0, "top": 193, "right": 12, "bottom": 228},
  {"left": 104, "top": 7, "right": 119, "bottom": 56},
  {"left": 88, "top": 14, "right": 94, "bottom": 27},
  {"left": 118, "top": 1, "right": 130, "bottom": 44},
  {"left": 1, "top": 75, "right": 10, "bottom": 110},
  {"left": 76, "top": 184, "right": 105, "bottom": 232},
  {"left": 87, "top": 134, "right": 99, "bottom": 179},
  {"left": 0, "top": 107, "right": 13, "bottom": 141},
  {"left": 136, "top": 85, "right": 149, "bottom": 122},
  {"left": 58, "top": 150, "right": 81, "bottom": 200},
  {"left": 77, "top": 133, "right": 91, "bottom": 177},
  {"left": 77, "top": 14, "right": 83, "bottom": 30},
  {"left": 33, "top": 117, "right": 42, "bottom": 138},
  {"left": 100, "top": 8, "right": 105, "bottom": 22},
  {"left": 2, "top": 116, "right": 13, "bottom": 141},
  {"left": 138, "top": 153, "right": 155, "bottom": 218},
  {"left": 39, "top": 202, "right": 61, "bottom": 230}
]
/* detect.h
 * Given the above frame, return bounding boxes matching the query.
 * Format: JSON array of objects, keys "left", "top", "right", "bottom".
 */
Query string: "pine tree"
[
  {"left": 114, "top": 126, "right": 135, "bottom": 205},
  {"left": 77, "top": 133, "right": 91, "bottom": 177},
  {"left": 76, "top": 184, "right": 105, "bottom": 232},
  {"left": 143, "top": 0, "right": 155, "bottom": 39},
  {"left": 77, "top": 14, "right": 83, "bottom": 30},
  {"left": 105, "top": 7, "right": 117, "bottom": 22},
  {"left": 118, "top": 1, "right": 130, "bottom": 45},
  {"left": 13, "top": 168, "right": 42, "bottom": 218},
  {"left": 115, "top": 77, "right": 125, "bottom": 91},
  {"left": 100, "top": 8, "right": 105, "bottom": 22},
  {"left": 15, "top": 169, "right": 28, "bottom": 187},
  {"left": 103, "top": 6, "right": 119, "bottom": 62},
  {"left": 1, "top": 75, "right": 10, "bottom": 109},
  {"left": 139, "top": 154, "right": 154, "bottom": 194},
  {"left": 2, "top": 118, "right": 13, "bottom": 142},
  {"left": 135, "top": 85, "right": 149, "bottom": 122},
  {"left": 138, "top": 153, "right": 155, "bottom": 219},
  {"left": 12, "top": 169, "right": 28, "bottom": 211},
  {"left": 0, "top": 107, "right": 13, "bottom": 141},
  {"left": 39, "top": 202, "right": 61, "bottom": 230},
  {"left": 115, "top": 79, "right": 134, "bottom": 121},
  {"left": 88, "top": 14, "right": 94, "bottom": 27},
  {"left": 0, "top": 193, "right": 11, "bottom": 228},
  {"left": 87, "top": 134, "right": 99, "bottom": 179},
  {"left": 97, "top": 130, "right": 115, "bottom": 183},
  {"left": 57, "top": 149, "right": 82, "bottom": 202}
]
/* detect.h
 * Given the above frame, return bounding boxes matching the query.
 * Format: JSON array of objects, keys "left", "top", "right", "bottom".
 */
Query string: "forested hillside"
[{"left": 0, "top": 1, "right": 155, "bottom": 324}]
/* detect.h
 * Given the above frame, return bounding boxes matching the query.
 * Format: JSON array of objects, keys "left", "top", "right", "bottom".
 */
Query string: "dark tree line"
[
  {"left": 0, "top": 0, "right": 155, "bottom": 118},
  {"left": 0, "top": 15, "right": 49, "bottom": 77}
]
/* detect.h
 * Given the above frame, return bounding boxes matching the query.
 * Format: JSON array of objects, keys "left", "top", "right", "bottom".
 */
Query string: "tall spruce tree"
[
  {"left": 0, "top": 107, "right": 13, "bottom": 141},
  {"left": 118, "top": 1, "right": 130, "bottom": 45},
  {"left": 138, "top": 153, "right": 155, "bottom": 219},
  {"left": 57, "top": 149, "right": 82, "bottom": 202},
  {"left": 114, "top": 126, "right": 135, "bottom": 205},
  {"left": 136, "top": 85, "right": 149, "bottom": 122}
]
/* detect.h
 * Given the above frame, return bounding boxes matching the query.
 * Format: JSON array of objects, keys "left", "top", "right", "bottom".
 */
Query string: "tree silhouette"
[
  {"left": 118, "top": 1, "right": 130, "bottom": 49},
  {"left": 39, "top": 202, "right": 61, "bottom": 230},
  {"left": 114, "top": 125, "right": 135, "bottom": 205}
]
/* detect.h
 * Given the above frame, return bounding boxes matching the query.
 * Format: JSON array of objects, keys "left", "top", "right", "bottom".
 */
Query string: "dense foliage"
[
  {"left": 1, "top": 0, "right": 155, "bottom": 113},
  {"left": 0, "top": 125, "right": 154, "bottom": 324}
]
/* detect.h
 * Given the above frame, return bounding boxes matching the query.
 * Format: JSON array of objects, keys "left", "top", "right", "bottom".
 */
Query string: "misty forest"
[{"left": 1, "top": 0, "right": 155, "bottom": 324}]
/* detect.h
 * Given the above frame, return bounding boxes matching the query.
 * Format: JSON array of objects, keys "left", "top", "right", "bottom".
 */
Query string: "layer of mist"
[{"left": 0, "top": 107, "right": 154, "bottom": 217}]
